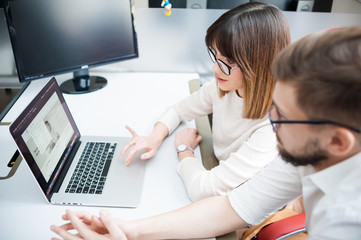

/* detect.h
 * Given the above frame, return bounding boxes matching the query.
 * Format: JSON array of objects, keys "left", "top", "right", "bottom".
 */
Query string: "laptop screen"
[{"left": 9, "top": 77, "right": 80, "bottom": 196}]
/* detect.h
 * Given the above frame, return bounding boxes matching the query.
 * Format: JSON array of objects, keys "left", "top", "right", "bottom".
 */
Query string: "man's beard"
[{"left": 277, "top": 135, "right": 328, "bottom": 167}]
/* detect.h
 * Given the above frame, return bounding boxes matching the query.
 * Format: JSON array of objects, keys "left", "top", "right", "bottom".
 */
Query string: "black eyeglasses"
[
  {"left": 268, "top": 103, "right": 361, "bottom": 133},
  {"left": 207, "top": 47, "right": 239, "bottom": 76}
]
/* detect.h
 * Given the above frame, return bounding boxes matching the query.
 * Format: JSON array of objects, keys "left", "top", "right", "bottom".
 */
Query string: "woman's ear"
[{"left": 328, "top": 128, "right": 356, "bottom": 156}]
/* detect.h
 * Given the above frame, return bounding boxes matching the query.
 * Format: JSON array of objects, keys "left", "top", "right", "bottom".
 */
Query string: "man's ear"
[{"left": 328, "top": 128, "right": 356, "bottom": 156}]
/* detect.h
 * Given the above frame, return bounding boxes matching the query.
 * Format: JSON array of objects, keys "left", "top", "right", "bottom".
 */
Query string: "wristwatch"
[{"left": 176, "top": 144, "right": 194, "bottom": 153}]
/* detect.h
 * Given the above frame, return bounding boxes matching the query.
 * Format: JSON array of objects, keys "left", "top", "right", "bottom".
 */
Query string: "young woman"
[{"left": 121, "top": 2, "right": 291, "bottom": 201}]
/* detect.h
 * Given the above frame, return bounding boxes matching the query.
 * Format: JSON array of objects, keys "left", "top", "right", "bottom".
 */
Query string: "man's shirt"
[{"left": 228, "top": 152, "right": 361, "bottom": 239}]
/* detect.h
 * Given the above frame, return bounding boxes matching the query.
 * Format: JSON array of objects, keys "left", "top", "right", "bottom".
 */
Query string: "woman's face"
[{"left": 211, "top": 48, "right": 244, "bottom": 97}]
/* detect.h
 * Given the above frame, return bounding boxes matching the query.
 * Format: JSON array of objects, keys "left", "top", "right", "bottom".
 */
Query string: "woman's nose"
[{"left": 211, "top": 62, "right": 221, "bottom": 75}]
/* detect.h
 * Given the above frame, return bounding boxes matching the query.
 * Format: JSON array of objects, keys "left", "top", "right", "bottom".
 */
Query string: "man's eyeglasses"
[
  {"left": 268, "top": 103, "right": 361, "bottom": 133},
  {"left": 207, "top": 47, "right": 239, "bottom": 76}
]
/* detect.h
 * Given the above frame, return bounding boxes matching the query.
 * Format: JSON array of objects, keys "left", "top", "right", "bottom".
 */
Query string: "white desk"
[{"left": 0, "top": 72, "right": 214, "bottom": 240}]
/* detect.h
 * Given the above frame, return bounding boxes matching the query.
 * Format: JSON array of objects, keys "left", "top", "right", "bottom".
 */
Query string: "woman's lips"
[{"left": 216, "top": 76, "right": 227, "bottom": 83}]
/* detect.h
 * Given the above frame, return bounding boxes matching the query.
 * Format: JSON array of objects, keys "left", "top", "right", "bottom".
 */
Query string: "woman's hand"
[
  {"left": 120, "top": 124, "right": 168, "bottom": 166},
  {"left": 175, "top": 128, "right": 202, "bottom": 160}
]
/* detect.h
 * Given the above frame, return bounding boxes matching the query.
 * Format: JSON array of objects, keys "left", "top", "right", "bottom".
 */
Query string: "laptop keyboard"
[{"left": 65, "top": 142, "right": 117, "bottom": 194}]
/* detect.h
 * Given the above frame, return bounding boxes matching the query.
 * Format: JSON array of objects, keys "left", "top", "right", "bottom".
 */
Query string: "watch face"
[{"left": 178, "top": 144, "right": 186, "bottom": 151}]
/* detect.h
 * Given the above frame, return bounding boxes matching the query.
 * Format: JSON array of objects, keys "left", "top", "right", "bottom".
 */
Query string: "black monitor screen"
[{"left": 4, "top": 0, "right": 138, "bottom": 93}]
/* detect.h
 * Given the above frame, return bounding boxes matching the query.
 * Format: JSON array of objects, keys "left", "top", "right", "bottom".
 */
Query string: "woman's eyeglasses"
[{"left": 207, "top": 48, "right": 239, "bottom": 76}]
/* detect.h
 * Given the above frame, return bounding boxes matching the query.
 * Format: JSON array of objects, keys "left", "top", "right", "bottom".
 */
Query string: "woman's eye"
[{"left": 227, "top": 59, "right": 235, "bottom": 65}]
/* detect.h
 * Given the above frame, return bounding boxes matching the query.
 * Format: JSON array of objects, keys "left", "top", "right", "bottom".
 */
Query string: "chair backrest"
[{"left": 254, "top": 213, "right": 306, "bottom": 240}]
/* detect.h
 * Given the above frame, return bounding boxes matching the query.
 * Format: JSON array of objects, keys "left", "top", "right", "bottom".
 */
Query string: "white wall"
[
  {"left": 332, "top": 0, "right": 361, "bottom": 13},
  {"left": 133, "top": 0, "right": 148, "bottom": 8}
]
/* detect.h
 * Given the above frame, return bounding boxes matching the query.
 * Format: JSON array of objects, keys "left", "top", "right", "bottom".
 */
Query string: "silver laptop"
[{"left": 9, "top": 77, "right": 145, "bottom": 208}]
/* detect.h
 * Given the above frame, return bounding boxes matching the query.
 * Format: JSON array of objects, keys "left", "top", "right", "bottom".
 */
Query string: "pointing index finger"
[{"left": 125, "top": 125, "right": 137, "bottom": 138}]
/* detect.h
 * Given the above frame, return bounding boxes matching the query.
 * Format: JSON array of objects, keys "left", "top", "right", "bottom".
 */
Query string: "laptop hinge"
[{"left": 50, "top": 140, "right": 82, "bottom": 196}]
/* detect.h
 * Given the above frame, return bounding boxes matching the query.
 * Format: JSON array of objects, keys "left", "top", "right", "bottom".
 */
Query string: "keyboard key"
[
  {"left": 82, "top": 187, "right": 89, "bottom": 193},
  {"left": 101, "top": 160, "right": 111, "bottom": 176}
]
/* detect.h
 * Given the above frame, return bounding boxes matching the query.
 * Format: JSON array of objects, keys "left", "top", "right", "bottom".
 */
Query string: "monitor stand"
[{"left": 59, "top": 69, "right": 107, "bottom": 94}]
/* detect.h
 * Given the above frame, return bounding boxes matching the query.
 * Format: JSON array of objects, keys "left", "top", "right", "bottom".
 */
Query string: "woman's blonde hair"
[{"left": 205, "top": 2, "right": 290, "bottom": 119}]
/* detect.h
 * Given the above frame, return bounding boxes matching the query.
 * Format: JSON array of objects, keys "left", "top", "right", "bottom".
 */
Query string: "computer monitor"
[{"left": 3, "top": 0, "right": 138, "bottom": 94}]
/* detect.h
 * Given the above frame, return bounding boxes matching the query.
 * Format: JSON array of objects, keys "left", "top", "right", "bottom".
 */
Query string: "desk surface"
[{"left": 0, "top": 72, "right": 215, "bottom": 240}]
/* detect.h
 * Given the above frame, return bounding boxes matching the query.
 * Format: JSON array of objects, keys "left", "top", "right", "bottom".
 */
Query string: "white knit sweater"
[{"left": 158, "top": 80, "right": 278, "bottom": 201}]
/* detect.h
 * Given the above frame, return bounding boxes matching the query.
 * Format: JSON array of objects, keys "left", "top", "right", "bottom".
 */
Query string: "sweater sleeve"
[
  {"left": 177, "top": 124, "right": 278, "bottom": 202},
  {"left": 157, "top": 80, "right": 215, "bottom": 135}
]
